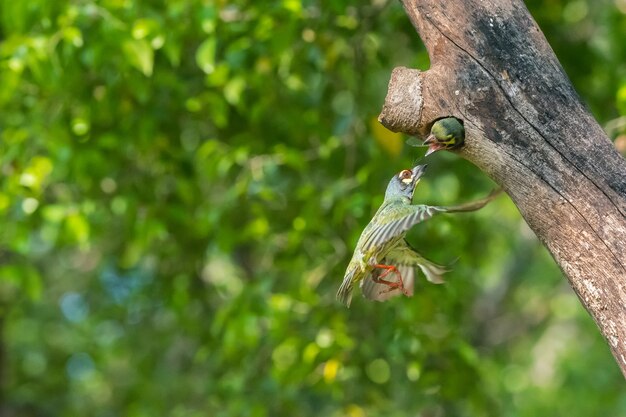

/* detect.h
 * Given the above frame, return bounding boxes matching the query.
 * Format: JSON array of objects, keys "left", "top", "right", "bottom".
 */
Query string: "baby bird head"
[{"left": 423, "top": 117, "right": 465, "bottom": 156}]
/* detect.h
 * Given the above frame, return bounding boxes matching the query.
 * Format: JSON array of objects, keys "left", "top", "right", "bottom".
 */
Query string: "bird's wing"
[
  {"left": 390, "top": 240, "right": 448, "bottom": 284},
  {"left": 434, "top": 188, "right": 502, "bottom": 213},
  {"left": 359, "top": 204, "right": 442, "bottom": 254},
  {"left": 358, "top": 189, "right": 501, "bottom": 259}
]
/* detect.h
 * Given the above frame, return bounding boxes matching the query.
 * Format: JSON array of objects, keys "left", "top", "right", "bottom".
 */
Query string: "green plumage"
[{"left": 337, "top": 165, "right": 500, "bottom": 306}]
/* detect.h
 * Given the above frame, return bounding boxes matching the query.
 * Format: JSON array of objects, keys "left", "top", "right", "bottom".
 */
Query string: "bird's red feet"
[{"left": 372, "top": 264, "right": 409, "bottom": 296}]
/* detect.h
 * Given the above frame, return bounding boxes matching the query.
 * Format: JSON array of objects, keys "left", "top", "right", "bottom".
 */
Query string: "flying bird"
[{"left": 337, "top": 164, "right": 500, "bottom": 306}]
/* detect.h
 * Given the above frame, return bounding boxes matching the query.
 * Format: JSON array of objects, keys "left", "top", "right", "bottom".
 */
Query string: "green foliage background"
[{"left": 1, "top": 0, "right": 625, "bottom": 416}]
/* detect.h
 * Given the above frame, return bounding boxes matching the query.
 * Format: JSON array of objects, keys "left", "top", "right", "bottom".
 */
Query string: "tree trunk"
[{"left": 379, "top": 0, "right": 626, "bottom": 376}]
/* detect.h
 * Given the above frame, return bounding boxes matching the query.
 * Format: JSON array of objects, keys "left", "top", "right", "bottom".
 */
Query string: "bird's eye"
[
  {"left": 398, "top": 169, "right": 412, "bottom": 180},
  {"left": 398, "top": 169, "right": 413, "bottom": 184}
]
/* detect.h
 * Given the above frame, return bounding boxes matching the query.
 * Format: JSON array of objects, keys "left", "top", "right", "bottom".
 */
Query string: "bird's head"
[
  {"left": 423, "top": 117, "right": 465, "bottom": 156},
  {"left": 384, "top": 164, "right": 427, "bottom": 201}
]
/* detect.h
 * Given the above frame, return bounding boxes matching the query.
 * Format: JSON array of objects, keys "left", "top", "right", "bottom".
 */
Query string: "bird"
[
  {"left": 407, "top": 117, "right": 465, "bottom": 156},
  {"left": 336, "top": 164, "right": 500, "bottom": 306}
]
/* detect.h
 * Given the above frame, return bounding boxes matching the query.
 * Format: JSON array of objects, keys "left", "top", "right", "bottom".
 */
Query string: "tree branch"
[{"left": 380, "top": 0, "right": 626, "bottom": 376}]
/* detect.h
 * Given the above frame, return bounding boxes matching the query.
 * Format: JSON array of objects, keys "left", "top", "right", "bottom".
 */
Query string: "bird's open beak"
[
  {"left": 408, "top": 164, "right": 427, "bottom": 199},
  {"left": 412, "top": 164, "right": 427, "bottom": 177},
  {"left": 411, "top": 164, "right": 427, "bottom": 184},
  {"left": 423, "top": 134, "right": 444, "bottom": 156}
]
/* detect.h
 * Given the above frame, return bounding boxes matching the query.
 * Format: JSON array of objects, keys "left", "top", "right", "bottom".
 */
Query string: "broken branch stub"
[{"left": 378, "top": 67, "right": 423, "bottom": 136}]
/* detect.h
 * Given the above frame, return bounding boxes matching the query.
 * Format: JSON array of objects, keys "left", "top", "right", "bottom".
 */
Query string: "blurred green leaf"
[
  {"left": 196, "top": 37, "right": 216, "bottom": 74},
  {"left": 123, "top": 39, "right": 154, "bottom": 76}
]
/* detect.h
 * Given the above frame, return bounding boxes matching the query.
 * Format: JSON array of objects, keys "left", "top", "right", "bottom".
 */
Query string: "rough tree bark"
[{"left": 379, "top": 0, "right": 626, "bottom": 376}]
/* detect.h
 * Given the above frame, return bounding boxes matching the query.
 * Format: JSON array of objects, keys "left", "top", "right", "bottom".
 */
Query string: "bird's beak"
[
  {"left": 411, "top": 164, "right": 427, "bottom": 183},
  {"left": 408, "top": 164, "right": 427, "bottom": 199},
  {"left": 423, "top": 134, "right": 443, "bottom": 156}
]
